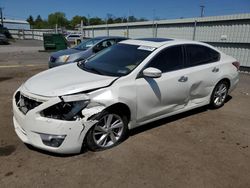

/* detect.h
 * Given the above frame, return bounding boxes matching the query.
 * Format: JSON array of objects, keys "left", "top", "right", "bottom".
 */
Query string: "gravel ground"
[
  {"left": 0, "top": 40, "right": 250, "bottom": 188},
  {"left": 0, "top": 40, "right": 49, "bottom": 66}
]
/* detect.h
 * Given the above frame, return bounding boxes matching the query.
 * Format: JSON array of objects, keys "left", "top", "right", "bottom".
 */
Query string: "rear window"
[
  {"left": 68, "top": 34, "right": 80, "bottom": 38},
  {"left": 185, "top": 44, "right": 220, "bottom": 67},
  {"left": 74, "top": 38, "right": 101, "bottom": 50}
]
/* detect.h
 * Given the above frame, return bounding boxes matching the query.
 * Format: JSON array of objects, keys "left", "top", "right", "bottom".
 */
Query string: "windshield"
[
  {"left": 74, "top": 38, "right": 101, "bottom": 50},
  {"left": 78, "top": 43, "right": 154, "bottom": 77}
]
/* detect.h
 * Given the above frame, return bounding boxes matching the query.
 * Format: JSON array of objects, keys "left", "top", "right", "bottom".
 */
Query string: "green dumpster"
[{"left": 43, "top": 33, "right": 69, "bottom": 51}]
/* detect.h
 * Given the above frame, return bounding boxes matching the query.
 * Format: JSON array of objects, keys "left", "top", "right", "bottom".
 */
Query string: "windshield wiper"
[
  {"left": 78, "top": 62, "right": 103, "bottom": 75},
  {"left": 77, "top": 59, "right": 86, "bottom": 67}
]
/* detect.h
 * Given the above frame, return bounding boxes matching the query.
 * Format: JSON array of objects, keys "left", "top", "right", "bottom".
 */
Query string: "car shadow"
[
  {"left": 129, "top": 95, "right": 232, "bottom": 136},
  {"left": 129, "top": 106, "right": 208, "bottom": 136},
  {"left": 25, "top": 144, "right": 88, "bottom": 158},
  {"left": 225, "top": 95, "right": 232, "bottom": 103},
  {"left": 0, "top": 77, "right": 13, "bottom": 82},
  {"left": 0, "top": 42, "right": 10, "bottom": 45}
]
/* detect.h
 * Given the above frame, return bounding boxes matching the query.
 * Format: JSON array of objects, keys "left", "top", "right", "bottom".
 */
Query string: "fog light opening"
[{"left": 39, "top": 133, "right": 66, "bottom": 148}]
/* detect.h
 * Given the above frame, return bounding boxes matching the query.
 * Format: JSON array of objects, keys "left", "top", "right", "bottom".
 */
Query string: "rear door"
[{"left": 183, "top": 44, "right": 221, "bottom": 104}]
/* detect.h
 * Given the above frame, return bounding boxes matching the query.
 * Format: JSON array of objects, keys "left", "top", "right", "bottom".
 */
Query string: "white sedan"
[
  {"left": 65, "top": 33, "right": 82, "bottom": 44},
  {"left": 13, "top": 38, "right": 239, "bottom": 154}
]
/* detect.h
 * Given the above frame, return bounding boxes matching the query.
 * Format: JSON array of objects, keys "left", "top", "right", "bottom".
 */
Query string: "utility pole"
[
  {"left": 87, "top": 14, "right": 90, "bottom": 37},
  {"left": 0, "top": 7, "right": 4, "bottom": 26},
  {"left": 200, "top": 5, "right": 205, "bottom": 17},
  {"left": 87, "top": 14, "right": 90, "bottom": 26},
  {"left": 152, "top": 9, "right": 155, "bottom": 37},
  {"left": 106, "top": 14, "right": 109, "bottom": 36},
  {"left": 126, "top": 10, "right": 130, "bottom": 38},
  {"left": 80, "top": 19, "right": 83, "bottom": 38}
]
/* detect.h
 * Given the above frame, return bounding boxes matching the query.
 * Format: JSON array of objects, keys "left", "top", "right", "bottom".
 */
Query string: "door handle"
[
  {"left": 178, "top": 76, "right": 188, "bottom": 82},
  {"left": 212, "top": 67, "right": 219, "bottom": 72}
]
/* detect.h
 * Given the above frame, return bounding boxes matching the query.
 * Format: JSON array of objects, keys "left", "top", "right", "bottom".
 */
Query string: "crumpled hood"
[{"left": 23, "top": 64, "right": 117, "bottom": 97}]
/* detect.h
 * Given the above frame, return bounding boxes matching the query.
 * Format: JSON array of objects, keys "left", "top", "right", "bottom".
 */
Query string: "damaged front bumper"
[{"left": 12, "top": 89, "right": 105, "bottom": 154}]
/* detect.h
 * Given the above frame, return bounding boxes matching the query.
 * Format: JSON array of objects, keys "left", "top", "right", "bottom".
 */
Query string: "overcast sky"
[{"left": 1, "top": 0, "right": 250, "bottom": 20}]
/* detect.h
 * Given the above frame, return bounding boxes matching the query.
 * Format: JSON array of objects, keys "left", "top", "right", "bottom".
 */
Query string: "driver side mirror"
[{"left": 143, "top": 67, "right": 162, "bottom": 78}]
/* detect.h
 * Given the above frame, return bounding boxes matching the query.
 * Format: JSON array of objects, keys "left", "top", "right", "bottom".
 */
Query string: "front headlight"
[
  {"left": 60, "top": 55, "right": 70, "bottom": 62},
  {"left": 41, "top": 94, "right": 90, "bottom": 121},
  {"left": 49, "top": 56, "right": 57, "bottom": 62}
]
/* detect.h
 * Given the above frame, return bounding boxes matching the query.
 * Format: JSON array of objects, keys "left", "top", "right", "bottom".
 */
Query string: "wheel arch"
[
  {"left": 104, "top": 102, "right": 131, "bottom": 122},
  {"left": 218, "top": 78, "right": 231, "bottom": 89},
  {"left": 83, "top": 102, "right": 131, "bottom": 151},
  {"left": 211, "top": 78, "right": 231, "bottom": 99}
]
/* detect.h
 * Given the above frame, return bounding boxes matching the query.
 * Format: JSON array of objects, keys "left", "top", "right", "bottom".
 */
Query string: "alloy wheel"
[
  {"left": 93, "top": 114, "right": 124, "bottom": 148},
  {"left": 213, "top": 83, "right": 228, "bottom": 106}
]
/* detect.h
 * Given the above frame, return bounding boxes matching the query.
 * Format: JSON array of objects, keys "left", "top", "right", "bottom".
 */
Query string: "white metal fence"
[
  {"left": 8, "top": 29, "right": 55, "bottom": 40},
  {"left": 82, "top": 13, "right": 250, "bottom": 68}
]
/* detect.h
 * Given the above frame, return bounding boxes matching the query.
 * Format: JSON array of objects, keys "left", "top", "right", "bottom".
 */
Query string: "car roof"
[
  {"left": 94, "top": 36, "right": 128, "bottom": 40},
  {"left": 120, "top": 38, "right": 213, "bottom": 49},
  {"left": 120, "top": 38, "right": 175, "bottom": 48},
  {"left": 136, "top": 38, "right": 173, "bottom": 42}
]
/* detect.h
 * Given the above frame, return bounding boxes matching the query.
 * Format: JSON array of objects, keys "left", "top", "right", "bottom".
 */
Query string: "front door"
[{"left": 136, "top": 45, "right": 189, "bottom": 123}]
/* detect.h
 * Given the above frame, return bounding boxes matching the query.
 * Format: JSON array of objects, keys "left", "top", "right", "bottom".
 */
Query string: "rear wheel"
[
  {"left": 76, "top": 39, "right": 81, "bottom": 45},
  {"left": 210, "top": 80, "right": 229, "bottom": 109},
  {"left": 86, "top": 111, "right": 128, "bottom": 151}
]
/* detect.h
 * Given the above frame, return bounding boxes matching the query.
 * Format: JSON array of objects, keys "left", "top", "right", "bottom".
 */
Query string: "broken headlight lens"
[{"left": 41, "top": 99, "right": 90, "bottom": 121}]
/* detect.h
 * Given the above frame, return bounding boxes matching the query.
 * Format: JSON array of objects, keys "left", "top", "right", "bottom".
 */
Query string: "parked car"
[
  {"left": 13, "top": 38, "right": 239, "bottom": 154},
  {"left": 65, "top": 33, "right": 85, "bottom": 45},
  {"left": 0, "top": 33, "right": 8, "bottom": 44},
  {"left": 48, "top": 36, "right": 127, "bottom": 68},
  {"left": 65, "top": 33, "right": 81, "bottom": 42}
]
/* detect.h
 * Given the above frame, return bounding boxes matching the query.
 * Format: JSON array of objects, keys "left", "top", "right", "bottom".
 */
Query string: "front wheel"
[
  {"left": 86, "top": 111, "right": 128, "bottom": 151},
  {"left": 210, "top": 80, "right": 229, "bottom": 109}
]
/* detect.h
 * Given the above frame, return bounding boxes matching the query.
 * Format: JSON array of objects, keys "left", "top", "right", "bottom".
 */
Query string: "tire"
[
  {"left": 210, "top": 80, "right": 229, "bottom": 109},
  {"left": 86, "top": 110, "right": 129, "bottom": 151},
  {"left": 77, "top": 39, "right": 81, "bottom": 45}
]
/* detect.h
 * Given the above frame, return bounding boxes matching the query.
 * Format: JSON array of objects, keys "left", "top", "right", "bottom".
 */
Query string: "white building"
[{"left": 2, "top": 19, "right": 30, "bottom": 30}]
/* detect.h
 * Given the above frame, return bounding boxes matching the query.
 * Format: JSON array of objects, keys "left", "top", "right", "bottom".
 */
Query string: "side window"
[
  {"left": 210, "top": 48, "right": 220, "bottom": 62},
  {"left": 102, "top": 39, "right": 116, "bottom": 48},
  {"left": 69, "top": 35, "right": 78, "bottom": 38},
  {"left": 96, "top": 39, "right": 116, "bottom": 49},
  {"left": 146, "top": 46, "right": 184, "bottom": 73},
  {"left": 186, "top": 44, "right": 220, "bottom": 67}
]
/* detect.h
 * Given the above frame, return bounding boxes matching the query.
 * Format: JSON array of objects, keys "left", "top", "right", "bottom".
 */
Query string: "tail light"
[{"left": 232, "top": 61, "right": 240, "bottom": 71}]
